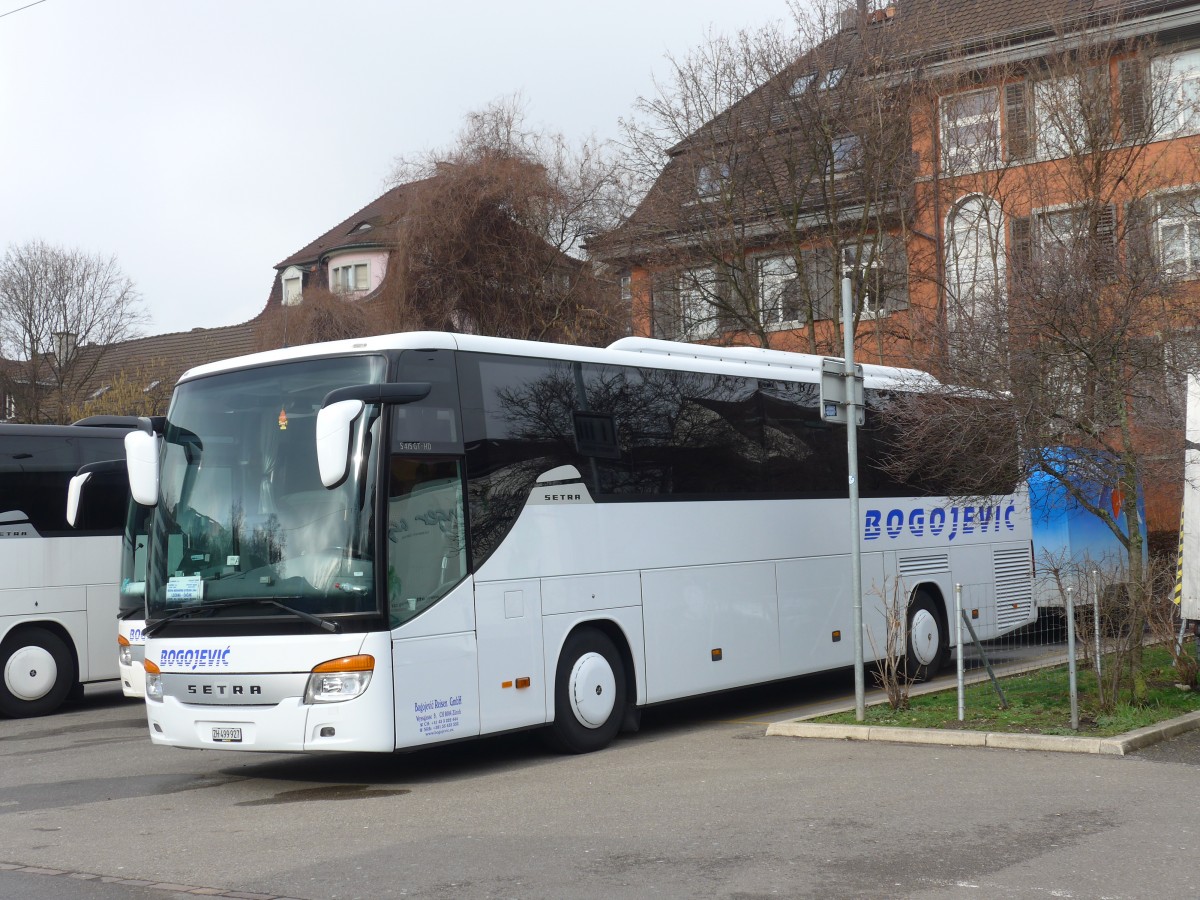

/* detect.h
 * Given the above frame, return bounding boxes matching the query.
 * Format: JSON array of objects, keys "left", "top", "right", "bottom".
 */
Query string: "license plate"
[{"left": 212, "top": 726, "right": 242, "bottom": 743}]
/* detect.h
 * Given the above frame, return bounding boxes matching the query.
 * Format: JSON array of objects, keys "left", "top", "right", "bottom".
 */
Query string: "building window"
[
  {"left": 946, "top": 196, "right": 1006, "bottom": 349},
  {"left": 819, "top": 67, "right": 845, "bottom": 90},
  {"left": 829, "top": 135, "right": 861, "bottom": 176},
  {"left": 1034, "top": 76, "right": 1084, "bottom": 159},
  {"left": 696, "top": 163, "right": 730, "bottom": 199},
  {"left": 840, "top": 240, "right": 902, "bottom": 321},
  {"left": 940, "top": 88, "right": 1000, "bottom": 174},
  {"left": 756, "top": 256, "right": 803, "bottom": 328},
  {"left": 2, "top": 393, "right": 13, "bottom": 421},
  {"left": 282, "top": 265, "right": 303, "bottom": 305},
  {"left": 1155, "top": 49, "right": 1200, "bottom": 135},
  {"left": 1157, "top": 190, "right": 1200, "bottom": 276},
  {"left": 791, "top": 72, "right": 816, "bottom": 96},
  {"left": 678, "top": 266, "right": 719, "bottom": 339},
  {"left": 332, "top": 263, "right": 369, "bottom": 293},
  {"left": 619, "top": 273, "right": 632, "bottom": 303}
]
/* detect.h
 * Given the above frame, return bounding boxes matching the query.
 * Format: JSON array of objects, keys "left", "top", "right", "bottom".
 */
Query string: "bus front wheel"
[
  {"left": 904, "top": 592, "right": 947, "bottom": 682},
  {"left": 0, "top": 627, "right": 76, "bottom": 718},
  {"left": 544, "top": 629, "right": 626, "bottom": 754}
]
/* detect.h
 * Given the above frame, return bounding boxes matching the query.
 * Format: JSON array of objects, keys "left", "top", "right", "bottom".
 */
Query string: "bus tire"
[
  {"left": 904, "top": 591, "right": 947, "bottom": 682},
  {"left": 0, "top": 626, "right": 76, "bottom": 718},
  {"left": 544, "top": 628, "right": 626, "bottom": 754}
]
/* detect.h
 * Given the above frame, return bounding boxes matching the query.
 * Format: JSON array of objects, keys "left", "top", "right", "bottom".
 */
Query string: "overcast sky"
[{"left": 0, "top": 0, "right": 793, "bottom": 337}]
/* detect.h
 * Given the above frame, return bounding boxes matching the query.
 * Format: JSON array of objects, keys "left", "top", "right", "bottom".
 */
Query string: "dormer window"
[
  {"left": 143, "top": 380, "right": 161, "bottom": 393},
  {"left": 791, "top": 73, "right": 816, "bottom": 96},
  {"left": 818, "top": 67, "right": 845, "bottom": 90},
  {"left": 282, "top": 265, "right": 303, "bottom": 305},
  {"left": 696, "top": 162, "right": 730, "bottom": 199},
  {"left": 89, "top": 385, "right": 110, "bottom": 401},
  {"left": 354, "top": 222, "right": 373, "bottom": 232}
]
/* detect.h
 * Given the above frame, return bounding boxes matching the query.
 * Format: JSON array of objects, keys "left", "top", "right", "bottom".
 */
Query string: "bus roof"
[
  {"left": 0, "top": 422, "right": 134, "bottom": 439},
  {"left": 176, "top": 331, "right": 941, "bottom": 392}
]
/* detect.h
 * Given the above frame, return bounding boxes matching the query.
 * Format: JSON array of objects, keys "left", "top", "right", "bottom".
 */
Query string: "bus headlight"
[
  {"left": 118, "top": 634, "right": 133, "bottom": 667},
  {"left": 304, "top": 655, "right": 374, "bottom": 704},
  {"left": 144, "top": 658, "right": 163, "bottom": 702}
]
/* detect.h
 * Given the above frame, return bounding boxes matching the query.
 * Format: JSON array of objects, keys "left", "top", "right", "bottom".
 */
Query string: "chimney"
[{"left": 51, "top": 331, "right": 77, "bottom": 366}]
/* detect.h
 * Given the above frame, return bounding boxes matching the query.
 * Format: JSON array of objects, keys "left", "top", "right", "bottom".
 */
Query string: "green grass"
[{"left": 814, "top": 646, "right": 1200, "bottom": 737}]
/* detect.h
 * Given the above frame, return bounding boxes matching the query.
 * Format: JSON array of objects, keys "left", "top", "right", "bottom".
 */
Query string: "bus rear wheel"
[
  {"left": 904, "top": 592, "right": 947, "bottom": 683},
  {"left": 544, "top": 629, "right": 626, "bottom": 754},
  {"left": 0, "top": 626, "right": 76, "bottom": 718}
]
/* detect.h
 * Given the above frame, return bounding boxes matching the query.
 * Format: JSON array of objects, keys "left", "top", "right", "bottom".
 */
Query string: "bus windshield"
[{"left": 145, "top": 355, "right": 386, "bottom": 623}]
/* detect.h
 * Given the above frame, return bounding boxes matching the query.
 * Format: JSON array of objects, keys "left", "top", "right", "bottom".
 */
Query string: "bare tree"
[
  {"left": 385, "top": 96, "right": 632, "bottom": 345},
  {"left": 612, "top": 1, "right": 927, "bottom": 360},
  {"left": 0, "top": 240, "right": 147, "bottom": 422},
  {"left": 885, "top": 17, "right": 1200, "bottom": 698}
]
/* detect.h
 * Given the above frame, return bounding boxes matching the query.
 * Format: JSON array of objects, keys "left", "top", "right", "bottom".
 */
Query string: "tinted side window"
[
  {"left": 75, "top": 437, "right": 129, "bottom": 533},
  {"left": 0, "top": 436, "right": 75, "bottom": 535},
  {"left": 458, "top": 354, "right": 583, "bottom": 567}
]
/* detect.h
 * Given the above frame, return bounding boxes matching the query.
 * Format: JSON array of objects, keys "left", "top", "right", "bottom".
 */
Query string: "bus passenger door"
[{"left": 474, "top": 579, "right": 546, "bottom": 734}]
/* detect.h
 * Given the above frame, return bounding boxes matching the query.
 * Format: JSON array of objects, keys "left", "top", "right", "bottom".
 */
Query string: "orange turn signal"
[
  {"left": 118, "top": 634, "right": 131, "bottom": 647},
  {"left": 144, "top": 658, "right": 161, "bottom": 675},
  {"left": 312, "top": 655, "right": 375, "bottom": 673}
]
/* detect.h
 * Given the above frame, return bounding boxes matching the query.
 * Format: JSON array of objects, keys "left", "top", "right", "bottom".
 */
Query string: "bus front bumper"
[{"left": 145, "top": 689, "right": 394, "bottom": 753}]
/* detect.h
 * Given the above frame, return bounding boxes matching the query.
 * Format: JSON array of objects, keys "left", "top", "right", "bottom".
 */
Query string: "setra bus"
[
  {"left": 0, "top": 419, "right": 133, "bottom": 716},
  {"left": 129, "top": 332, "right": 1035, "bottom": 753}
]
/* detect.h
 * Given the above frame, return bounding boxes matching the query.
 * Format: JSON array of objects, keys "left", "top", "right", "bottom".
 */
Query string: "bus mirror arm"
[
  {"left": 316, "top": 383, "right": 432, "bottom": 489},
  {"left": 320, "top": 382, "right": 431, "bottom": 408}
]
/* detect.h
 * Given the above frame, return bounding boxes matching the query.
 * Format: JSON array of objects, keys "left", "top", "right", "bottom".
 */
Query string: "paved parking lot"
[{"left": 2, "top": 673, "right": 1199, "bottom": 899}]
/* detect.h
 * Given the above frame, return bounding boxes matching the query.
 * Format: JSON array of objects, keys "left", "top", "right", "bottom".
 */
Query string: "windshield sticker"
[
  {"left": 166, "top": 575, "right": 205, "bottom": 602},
  {"left": 413, "top": 695, "right": 463, "bottom": 738},
  {"left": 278, "top": 407, "right": 288, "bottom": 431}
]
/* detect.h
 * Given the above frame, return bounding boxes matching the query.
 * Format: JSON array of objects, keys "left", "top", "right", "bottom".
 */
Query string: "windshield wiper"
[{"left": 144, "top": 597, "right": 341, "bottom": 636}]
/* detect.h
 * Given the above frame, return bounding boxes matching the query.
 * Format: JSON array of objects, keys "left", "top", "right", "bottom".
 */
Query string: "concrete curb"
[{"left": 766, "top": 708, "right": 1200, "bottom": 755}]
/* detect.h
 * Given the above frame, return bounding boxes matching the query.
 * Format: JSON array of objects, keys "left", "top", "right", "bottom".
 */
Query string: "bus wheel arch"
[
  {"left": 544, "top": 622, "right": 632, "bottom": 753},
  {"left": 904, "top": 586, "right": 949, "bottom": 682},
  {"left": 0, "top": 623, "right": 78, "bottom": 718}
]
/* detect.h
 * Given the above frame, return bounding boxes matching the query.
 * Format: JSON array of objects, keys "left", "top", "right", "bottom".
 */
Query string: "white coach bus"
[
  {"left": 0, "top": 420, "right": 133, "bottom": 716},
  {"left": 129, "top": 332, "right": 1034, "bottom": 754}
]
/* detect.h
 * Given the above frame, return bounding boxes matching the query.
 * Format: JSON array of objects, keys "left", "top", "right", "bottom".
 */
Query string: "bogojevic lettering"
[{"left": 864, "top": 504, "right": 1016, "bottom": 542}]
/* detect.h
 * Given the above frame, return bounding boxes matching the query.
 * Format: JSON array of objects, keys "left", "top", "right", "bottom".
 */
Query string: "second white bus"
[
  {"left": 130, "top": 332, "right": 1035, "bottom": 753},
  {"left": 0, "top": 420, "right": 133, "bottom": 717}
]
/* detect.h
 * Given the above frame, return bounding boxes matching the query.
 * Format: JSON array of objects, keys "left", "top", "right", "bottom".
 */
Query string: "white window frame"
[
  {"left": 331, "top": 262, "right": 370, "bottom": 294},
  {"left": 755, "top": 255, "right": 803, "bottom": 330},
  {"left": 1034, "top": 75, "right": 1084, "bottom": 159},
  {"left": 1155, "top": 48, "right": 1200, "bottom": 135},
  {"left": 945, "top": 195, "right": 1006, "bottom": 351},
  {"left": 841, "top": 241, "right": 890, "bottom": 320},
  {"left": 1156, "top": 188, "right": 1200, "bottom": 277},
  {"left": 940, "top": 88, "right": 1001, "bottom": 174},
  {"left": 619, "top": 273, "right": 632, "bottom": 303},
  {"left": 281, "top": 265, "right": 303, "bottom": 305},
  {"left": 678, "top": 266, "right": 719, "bottom": 340}
]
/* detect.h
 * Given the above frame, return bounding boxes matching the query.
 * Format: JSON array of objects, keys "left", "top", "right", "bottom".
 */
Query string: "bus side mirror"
[
  {"left": 126, "top": 429, "right": 160, "bottom": 507},
  {"left": 316, "top": 399, "right": 365, "bottom": 488},
  {"left": 66, "top": 472, "right": 91, "bottom": 527},
  {"left": 317, "top": 382, "right": 432, "bottom": 489}
]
